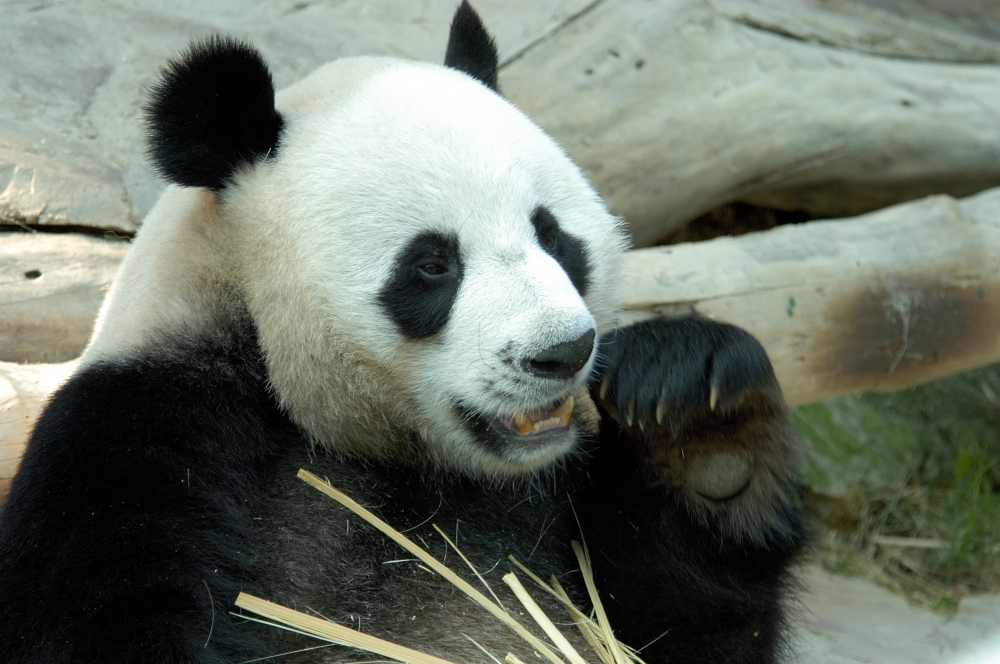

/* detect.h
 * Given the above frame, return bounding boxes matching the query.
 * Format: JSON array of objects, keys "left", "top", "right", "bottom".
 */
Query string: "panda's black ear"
[
  {"left": 145, "top": 36, "right": 283, "bottom": 190},
  {"left": 444, "top": 1, "right": 499, "bottom": 92}
]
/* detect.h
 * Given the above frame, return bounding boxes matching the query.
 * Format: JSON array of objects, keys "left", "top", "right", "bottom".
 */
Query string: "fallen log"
[
  {"left": 2, "top": 184, "right": 999, "bottom": 405},
  {"left": 708, "top": 0, "right": 1000, "bottom": 64},
  {"left": 3, "top": 188, "right": 1000, "bottom": 495},
  {"left": 0, "top": 189, "right": 1000, "bottom": 491},
  {"left": 0, "top": 232, "right": 129, "bottom": 363},
  {"left": 620, "top": 188, "right": 1000, "bottom": 405},
  {"left": 502, "top": 0, "right": 1000, "bottom": 246}
]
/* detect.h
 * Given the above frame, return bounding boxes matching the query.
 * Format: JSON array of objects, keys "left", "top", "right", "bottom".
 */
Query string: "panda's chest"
[{"left": 255, "top": 448, "right": 590, "bottom": 662}]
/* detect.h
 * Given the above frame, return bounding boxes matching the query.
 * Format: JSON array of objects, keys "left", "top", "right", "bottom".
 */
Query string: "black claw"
[{"left": 592, "top": 317, "right": 780, "bottom": 433}]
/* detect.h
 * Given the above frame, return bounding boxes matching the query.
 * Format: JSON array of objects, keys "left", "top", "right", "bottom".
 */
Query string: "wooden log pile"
[
  {"left": 3, "top": 187, "right": 1000, "bottom": 499},
  {"left": 4, "top": 0, "right": 1000, "bottom": 501},
  {"left": 0, "top": 361, "right": 77, "bottom": 501},
  {"left": 0, "top": 233, "right": 129, "bottom": 363}
]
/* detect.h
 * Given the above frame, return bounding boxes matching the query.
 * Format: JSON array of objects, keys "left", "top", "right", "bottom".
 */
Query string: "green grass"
[{"left": 791, "top": 365, "right": 1000, "bottom": 612}]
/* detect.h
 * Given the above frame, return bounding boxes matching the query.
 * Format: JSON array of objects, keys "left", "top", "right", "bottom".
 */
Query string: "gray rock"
[
  {"left": 0, "top": 0, "right": 591, "bottom": 234},
  {"left": 794, "top": 565, "right": 1000, "bottom": 664}
]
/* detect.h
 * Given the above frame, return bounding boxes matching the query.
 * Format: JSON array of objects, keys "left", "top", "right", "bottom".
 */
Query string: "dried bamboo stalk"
[
  {"left": 234, "top": 593, "right": 454, "bottom": 664},
  {"left": 503, "top": 572, "right": 589, "bottom": 664},
  {"left": 433, "top": 523, "right": 508, "bottom": 612},
  {"left": 549, "top": 577, "right": 620, "bottom": 664},
  {"left": 572, "top": 541, "right": 629, "bottom": 664},
  {"left": 232, "top": 471, "right": 653, "bottom": 664},
  {"left": 297, "top": 469, "right": 566, "bottom": 664},
  {"left": 508, "top": 554, "right": 624, "bottom": 664}
]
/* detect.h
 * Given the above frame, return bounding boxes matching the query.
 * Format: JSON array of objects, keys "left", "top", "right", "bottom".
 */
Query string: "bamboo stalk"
[
  {"left": 572, "top": 541, "right": 629, "bottom": 664},
  {"left": 503, "top": 572, "right": 590, "bottom": 664},
  {"left": 433, "top": 523, "right": 508, "bottom": 613},
  {"left": 508, "top": 555, "right": 618, "bottom": 664},
  {"left": 549, "top": 576, "right": 620, "bottom": 664},
  {"left": 234, "top": 592, "right": 454, "bottom": 664},
  {"left": 297, "top": 469, "right": 566, "bottom": 664}
]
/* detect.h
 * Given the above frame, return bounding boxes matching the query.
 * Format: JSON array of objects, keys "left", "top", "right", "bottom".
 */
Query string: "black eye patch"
[
  {"left": 378, "top": 232, "right": 464, "bottom": 339},
  {"left": 531, "top": 206, "right": 591, "bottom": 297}
]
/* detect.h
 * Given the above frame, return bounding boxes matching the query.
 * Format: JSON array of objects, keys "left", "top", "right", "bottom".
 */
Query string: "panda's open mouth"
[
  {"left": 456, "top": 395, "right": 579, "bottom": 470},
  {"left": 457, "top": 394, "right": 578, "bottom": 462},
  {"left": 493, "top": 395, "right": 574, "bottom": 437}
]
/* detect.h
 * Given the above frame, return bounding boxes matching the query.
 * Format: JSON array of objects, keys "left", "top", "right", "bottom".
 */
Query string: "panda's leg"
[{"left": 577, "top": 317, "right": 807, "bottom": 664}]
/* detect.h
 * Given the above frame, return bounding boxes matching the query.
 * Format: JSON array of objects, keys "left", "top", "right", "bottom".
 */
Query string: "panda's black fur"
[
  {"left": 146, "top": 36, "right": 284, "bottom": 191},
  {"left": 0, "top": 3, "right": 806, "bottom": 663},
  {"left": 444, "top": 1, "right": 500, "bottom": 93}
]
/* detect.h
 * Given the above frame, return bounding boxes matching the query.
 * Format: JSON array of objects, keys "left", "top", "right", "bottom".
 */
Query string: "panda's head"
[{"left": 90, "top": 2, "right": 627, "bottom": 478}]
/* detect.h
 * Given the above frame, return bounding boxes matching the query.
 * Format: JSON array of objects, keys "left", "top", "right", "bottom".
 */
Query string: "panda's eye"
[
  {"left": 542, "top": 233, "right": 557, "bottom": 251},
  {"left": 380, "top": 231, "right": 463, "bottom": 339},
  {"left": 417, "top": 261, "right": 448, "bottom": 277}
]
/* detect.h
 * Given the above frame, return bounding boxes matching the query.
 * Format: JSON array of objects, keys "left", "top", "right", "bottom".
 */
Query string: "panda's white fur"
[
  {"left": 0, "top": 6, "right": 806, "bottom": 663},
  {"left": 87, "top": 55, "right": 625, "bottom": 477}
]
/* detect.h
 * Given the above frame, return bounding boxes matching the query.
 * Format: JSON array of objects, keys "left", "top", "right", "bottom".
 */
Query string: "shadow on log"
[{"left": 620, "top": 188, "right": 1000, "bottom": 404}]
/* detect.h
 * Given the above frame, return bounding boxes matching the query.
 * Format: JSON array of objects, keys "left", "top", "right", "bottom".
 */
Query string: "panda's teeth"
[
  {"left": 550, "top": 394, "right": 574, "bottom": 427},
  {"left": 513, "top": 411, "right": 533, "bottom": 435},
  {"left": 507, "top": 395, "right": 575, "bottom": 435}
]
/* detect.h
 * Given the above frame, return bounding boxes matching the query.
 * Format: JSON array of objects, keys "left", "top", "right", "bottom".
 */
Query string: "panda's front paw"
[{"left": 594, "top": 317, "right": 801, "bottom": 542}]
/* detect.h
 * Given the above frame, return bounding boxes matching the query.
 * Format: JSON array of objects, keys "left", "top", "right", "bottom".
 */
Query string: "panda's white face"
[
  {"left": 85, "top": 25, "right": 626, "bottom": 478},
  {"left": 228, "top": 58, "right": 626, "bottom": 476}
]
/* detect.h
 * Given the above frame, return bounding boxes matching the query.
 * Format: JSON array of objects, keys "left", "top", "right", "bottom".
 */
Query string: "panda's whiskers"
[
  {"left": 303, "top": 604, "right": 334, "bottom": 622},
  {"left": 482, "top": 558, "right": 503, "bottom": 576},
  {"left": 462, "top": 633, "right": 504, "bottom": 664},
  {"left": 505, "top": 495, "right": 532, "bottom": 514},
  {"left": 233, "top": 637, "right": 339, "bottom": 663},
  {"left": 475, "top": 321, "right": 489, "bottom": 371},
  {"left": 456, "top": 209, "right": 475, "bottom": 236},
  {"left": 399, "top": 492, "right": 444, "bottom": 534},
  {"left": 529, "top": 513, "right": 555, "bottom": 559},
  {"left": 467, "top": 322, "right": 510, "bottom": 377},
  {"left": 202, "top": 579, "right": 215, "bottom": 648}
]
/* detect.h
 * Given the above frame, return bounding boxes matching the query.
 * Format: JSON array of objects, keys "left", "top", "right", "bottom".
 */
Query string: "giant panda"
[{"left": 0, "top": 3, "right": 806, "bottom": 663}]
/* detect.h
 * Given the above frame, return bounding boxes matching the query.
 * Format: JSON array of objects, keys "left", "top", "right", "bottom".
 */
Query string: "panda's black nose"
[{"left": 522, "top": 329, "right": 596, "bottom": 380}]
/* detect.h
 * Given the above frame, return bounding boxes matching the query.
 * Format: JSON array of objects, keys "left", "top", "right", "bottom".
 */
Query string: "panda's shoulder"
[{"left": 2, "top": 328, "right": 294, "bottom": 552}]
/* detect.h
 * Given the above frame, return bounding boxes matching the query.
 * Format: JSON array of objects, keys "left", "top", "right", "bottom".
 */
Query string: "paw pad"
[{"left": 688, "top": 452, "right": 752, "bottom": 500}]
